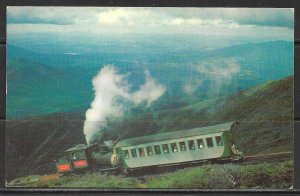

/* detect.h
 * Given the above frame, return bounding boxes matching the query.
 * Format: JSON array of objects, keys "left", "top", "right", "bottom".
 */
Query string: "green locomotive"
[
  {"left": 54, "top": 142, "right": 113, "bottom": 175},
  {"left": 55, "top": 122, "right": 243, "bottom": 175}
]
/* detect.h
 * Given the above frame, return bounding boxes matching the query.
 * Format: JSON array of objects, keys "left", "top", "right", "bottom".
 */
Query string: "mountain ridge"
[{"left": 6, "top": 40, "right": 294, "bottom": 119}]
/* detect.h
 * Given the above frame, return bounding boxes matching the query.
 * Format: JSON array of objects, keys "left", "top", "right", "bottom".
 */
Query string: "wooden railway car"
[{"left": 112, "top": 122, "right": 242, "bottom": 172}]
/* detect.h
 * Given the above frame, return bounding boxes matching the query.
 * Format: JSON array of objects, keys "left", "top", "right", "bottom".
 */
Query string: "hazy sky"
[{"left": 7, "top": 7, "right": 294, "bottom": 40}]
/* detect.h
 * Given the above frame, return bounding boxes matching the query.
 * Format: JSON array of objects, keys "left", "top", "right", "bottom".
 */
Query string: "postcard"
[{"left": 6, "top": 7, "right": 294, "bottom": 189}]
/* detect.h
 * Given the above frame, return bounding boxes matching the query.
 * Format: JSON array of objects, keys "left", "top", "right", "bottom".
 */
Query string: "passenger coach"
[{"left": 113, "top": 122, "right": 242, "bottom": 171}]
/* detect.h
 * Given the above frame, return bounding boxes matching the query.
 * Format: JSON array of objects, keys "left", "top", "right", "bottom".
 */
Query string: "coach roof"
[{"left": 115, "top": 122, "right": 239, "bottom": 148}]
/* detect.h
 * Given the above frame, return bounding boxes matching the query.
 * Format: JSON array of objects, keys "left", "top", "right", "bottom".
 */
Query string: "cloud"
[
  {"left": 7, "top": 7, "right": 72, "bottom": 25},
  {"left": 183, "top": 58, "right": 241, "bottom": 95},
  {"left": 7, "top": 7, "right": 294, "bottom": 29},
  {"left": 7, "top": 7, "right": 99, "bottom": 25},
  {"left": 97, "top": 9, "right": 130, "bottom": 25},
  {"left": 6, "top": 7, "right": 294, "bottom": 41},
  {"left": 196, "top": 59, "right": 240, "bottom": 77},
  {"left": 163, "top": 8, "right": 294, "bottom": 28},
  {"left": 97, "top": 8, "right": 147, "bottom": 26},
  {"left": 166, "top": 17, "right": 239, "bottom": 29},
  {"left": 232, "top": 8, "right": 294, "bottom": 28},
  {"left": 183, "top": 80, "right": 203, "bottom": 95},
  {"left": 198, "top": 58, "right": 241, "bottom": 90}
]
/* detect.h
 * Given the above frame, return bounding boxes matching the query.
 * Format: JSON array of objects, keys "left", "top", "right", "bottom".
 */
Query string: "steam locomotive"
[{"left": 54, "top": 122, "right": 243, "bottom": 175}]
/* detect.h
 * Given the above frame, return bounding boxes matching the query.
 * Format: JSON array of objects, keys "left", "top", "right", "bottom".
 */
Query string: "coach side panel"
[{"left": 118, "top": 132, "right": 230, "bottom": 169}]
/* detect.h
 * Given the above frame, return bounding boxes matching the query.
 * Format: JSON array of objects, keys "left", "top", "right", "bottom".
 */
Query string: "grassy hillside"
[
  {"left": 7, "top": 160, "right": 293, "bottom": 189},
  {"left": 5, "top": 76, "right": 293, "bottom": 181}
]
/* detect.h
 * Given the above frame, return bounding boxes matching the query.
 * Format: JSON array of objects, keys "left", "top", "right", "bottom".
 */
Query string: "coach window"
[
  {"left": 154, "top": 145, "right": 161, "bottom": 155},
  {"left": 146, "top": 146, "right": 153, "bottom": 156},
  {"left": 197, "top": 139, "right": 204, "bottom": 149},
  {"left": 138, "top": 147, "right": 145, "bottom": 157},
  {"left": 171, "top": 143, "right": 178, "bottom": 152},
  {"left": 179, "top": 141, "right": 187, "bottom": 151},
  {"left": 124, "top": 150, "right": 130, "bottom": 159},
  {"left": 162, "top": 144, "right": 170, "bottom": 154},
  {"left": 188, "top": 140, "right": 196, "bottom": 150},
  {"left": 131, "top": 148, "right": 137, "bottom": 158},
  {"left": 216, "top": 136, "right": 224, "bottom": 146},
  {"left": 206, "top": 137, "right": 214, "bottom": 148}
]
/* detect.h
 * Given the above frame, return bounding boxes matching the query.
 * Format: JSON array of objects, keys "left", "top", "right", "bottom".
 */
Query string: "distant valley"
[{"left": 6, "top": 40, "right": 293, "bottom": 119}]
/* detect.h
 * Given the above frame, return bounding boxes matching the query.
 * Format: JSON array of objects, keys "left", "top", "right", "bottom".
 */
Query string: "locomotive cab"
[
  {"left": 54, "top": 156, "right": 73, "bottom": 174},
  {"left": 54, "top": 142, "right": 114, "bottom": 175},
  {"left": 55, "top": 144, "right": 91, "bottom": 174}
]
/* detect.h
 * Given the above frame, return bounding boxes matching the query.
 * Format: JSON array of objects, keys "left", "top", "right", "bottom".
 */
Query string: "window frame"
[
  {"left": 179, "top": 141, "right": 187, "bottom": 151},
  {"left": 130, "top": 148, "right": 137, "bottom": 158},
  {"left": 138, "top": 147, "right": 145, "bottom": 157},
  {"left": 188, "top": 140, "right": 196, "bottom": 150},
  {"left": 215, "top": 136, "right": 224, "bottom": 146},
  {"left": 154, "top": 145, "right": 162, "bottom": 155},
  {"left": 146, "top": 146, "right": 153, "bottom": 156},
  {"left": 170, "top": 142, "right": 178, "bottom": 153},
  {"left": 197, "top": 138, "right": 205, "bottom": 149},
  {"left": 123, "top": 149, "right": 130, "bottom": 159},
  {"left": 162, "top": 144, "right": 170, "bottom": 154},
  {"left": 206, "top": 137, "right": 214, "bottom": 148}
]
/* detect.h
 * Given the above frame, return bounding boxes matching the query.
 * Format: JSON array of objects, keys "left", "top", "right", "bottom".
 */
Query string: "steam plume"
[{"left": 84, "top": 65, "right": 166, "bottom": 144}]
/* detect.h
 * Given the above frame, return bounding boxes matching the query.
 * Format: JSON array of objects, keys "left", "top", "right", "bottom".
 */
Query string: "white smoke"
[
  {"left": 84, "top": 65, "right": 166, "bottom": 144},
  {"left": 131, "top": 71, "right": 166, "bottom": 107}
]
